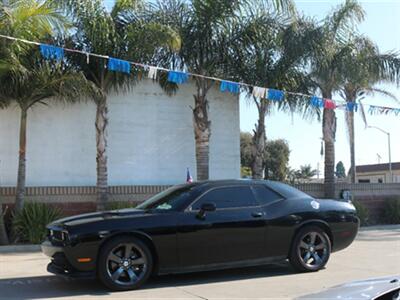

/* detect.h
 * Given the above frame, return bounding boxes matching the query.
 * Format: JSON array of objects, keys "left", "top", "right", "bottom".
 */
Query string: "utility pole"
[{"left": 368, "top": 126, "right": 392, "bottom": 183}]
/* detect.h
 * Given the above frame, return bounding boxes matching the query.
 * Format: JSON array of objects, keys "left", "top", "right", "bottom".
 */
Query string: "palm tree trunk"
[
  {"left": 193, "top": 78, "right": 211, "bottom": 181},
  {"left": 322, "top": 92, "right": 337, "bottom": 198},
  {"left": 347, "top": 109, "right": 356, "bottom": 183},
  {"left": 95, "top": 95, "right": 108, "bottom": 211},
  {"left": 15, "top": 107, "right": 28, "bottom": 213},
  {"left": 251, "top": 98, "right": 267, "bottom": 179},
  {"left": 0, "top": 204, "right": 9, "bottom": 245}
]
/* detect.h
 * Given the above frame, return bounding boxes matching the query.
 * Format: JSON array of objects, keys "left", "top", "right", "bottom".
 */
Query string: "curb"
[
  {"left": 359, "top": 224, "right": 400, "bottom": 231},
  {"left": 0, "top": 244, "right": 41, "bottom": 253}
]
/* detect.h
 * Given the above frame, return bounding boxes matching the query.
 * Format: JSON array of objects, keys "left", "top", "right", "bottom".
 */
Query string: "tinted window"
[
  {"left": 266, "top": 181, "right": 312, "bottom": 199},
  {"left": 137, "top": 185, "right": 196, "bottom": 211},
  {"left": 192, "top": 186, "right": 257, "bottom": 210},
  {"left": 252, "top": 185, "right": 283, "bottom": 205}
]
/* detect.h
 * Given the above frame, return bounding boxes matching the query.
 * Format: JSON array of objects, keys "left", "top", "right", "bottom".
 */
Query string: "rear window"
[
  {"left": 251, "top": 185, "right": 283, "bottom": 205},
  {"left": 266, "top": 181, "right": 312, "bottom": 199}
]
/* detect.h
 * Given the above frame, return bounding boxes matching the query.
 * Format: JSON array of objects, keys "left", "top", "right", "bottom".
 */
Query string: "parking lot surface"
[{"left": 0, "top": 226, "right": 399, "bottom": 299}]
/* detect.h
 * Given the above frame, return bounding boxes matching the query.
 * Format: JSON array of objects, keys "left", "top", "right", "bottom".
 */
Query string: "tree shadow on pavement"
[{"left": 0, "top": 262, "right": 297, "bottom": 299}]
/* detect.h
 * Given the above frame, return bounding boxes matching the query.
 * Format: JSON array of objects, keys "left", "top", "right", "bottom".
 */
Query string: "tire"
[
  {"left": 289, "top": 226, "right": 331, "bottom": 272},
  {"left": 97, "top": 236, "right": 153, "bottom": 291}
]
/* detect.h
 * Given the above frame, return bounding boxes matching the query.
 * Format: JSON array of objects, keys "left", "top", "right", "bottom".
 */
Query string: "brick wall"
[{"left": 1, "top": 183, "right": 399, "bottom": 221}]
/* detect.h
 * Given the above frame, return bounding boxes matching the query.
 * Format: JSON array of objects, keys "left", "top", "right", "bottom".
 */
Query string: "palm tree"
[
  {"left": 307, "top": 0, "right": 365, "bottom": 197},
  {"left": 0, "top": 59, "right": 93, "bottom": 213},
  {"left": 60, "top": 0, "right": 179, "bottom": 210},
  {"left": 0, "top": 0, "right": 85, "bottom": 244},
  {"left": 296, "top": 164, "right": 317, "bottom": 182},
  {"left": 338, "top": 36, "right": 400, "bottom": 183},
  {"left": 226, "top": 7, "right": 313, "bottom": 179},
  {"left": 154, "top": 0, "right": 294, "bottom": 181}
]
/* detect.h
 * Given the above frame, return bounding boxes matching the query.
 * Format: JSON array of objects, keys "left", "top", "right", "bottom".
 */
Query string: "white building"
[{"left": 0, "top": 80, "right": 240, "bottom": 187}]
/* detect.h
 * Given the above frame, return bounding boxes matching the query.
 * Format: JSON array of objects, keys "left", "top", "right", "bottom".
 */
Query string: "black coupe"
[{"left": 41, "top": 180, "right": 359, "bottom": 291}]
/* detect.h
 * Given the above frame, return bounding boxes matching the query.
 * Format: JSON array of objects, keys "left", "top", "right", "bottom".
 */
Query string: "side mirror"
[
  {"left": 197, "top": 202, "right": 216, "bottom": 219},
  {"left": 201, "top": 203, "right": 216, "bottom": 212}
]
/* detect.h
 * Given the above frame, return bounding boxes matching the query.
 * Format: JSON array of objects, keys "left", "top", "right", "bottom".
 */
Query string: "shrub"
[
  {"left": 12, "top": 202, "right": 62, "bottom": 244},
  {"left": 352, "top": 200, "right": 369, "bottom": 226},
  {"left": 382, "top": 198, "right": 400, "bottom": 224},
  {"left": 106, "top": 201, "right": 136, "bottom": 211}
]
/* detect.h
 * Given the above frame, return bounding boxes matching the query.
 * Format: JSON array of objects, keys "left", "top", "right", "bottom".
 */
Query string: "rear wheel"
[
  {"left": 97, "top": 236, "right": 153, "bottom": 291},
  {"left": 289, "top": 226, "right": 331, "bottom": 272}
]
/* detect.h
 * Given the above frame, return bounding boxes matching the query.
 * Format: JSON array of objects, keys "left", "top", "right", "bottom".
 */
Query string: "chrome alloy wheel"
[
  {"left": 106, "top": 243, "right": 147, "bottom": 286},
  {"left": 297, "top": 232, "right": 328, "bottom": 268}
]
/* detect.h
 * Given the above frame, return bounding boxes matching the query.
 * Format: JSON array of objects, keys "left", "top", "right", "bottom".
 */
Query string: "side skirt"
[{"left": 158, "top": 256, "right": 287, "bottom": 275}]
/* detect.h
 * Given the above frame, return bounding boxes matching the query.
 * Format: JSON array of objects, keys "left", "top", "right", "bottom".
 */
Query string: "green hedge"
[
  {"left": 352, "top": 200, "right": 369, "bottom": 226},
  {"left": 12, "top": 202, "right": 62, "bottom": 244},
  {"left": 382, "top": 198, "right": 400, "bottom": 224}
]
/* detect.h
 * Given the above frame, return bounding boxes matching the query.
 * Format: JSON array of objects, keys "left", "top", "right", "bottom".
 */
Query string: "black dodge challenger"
[{"left": 41, "top": 180, "right": 359, "bottom": 291}]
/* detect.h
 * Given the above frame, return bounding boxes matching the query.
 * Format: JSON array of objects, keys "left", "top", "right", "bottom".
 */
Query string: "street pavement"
[{"left": 0, "top": 226, "right": 399, "bottom": 299}]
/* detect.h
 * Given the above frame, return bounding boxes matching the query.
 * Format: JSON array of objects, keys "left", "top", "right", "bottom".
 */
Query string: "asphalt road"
[{"left": 0, "top": 226, "right": 399, "bottom": 300}]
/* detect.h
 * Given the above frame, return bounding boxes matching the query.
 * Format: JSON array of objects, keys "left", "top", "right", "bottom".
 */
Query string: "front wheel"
[
  {"left": 289, "top": 226, "right": 331, "bottom": 272},
  {"left": 97, "top": 236, "right": 153, "bottom": 291}
]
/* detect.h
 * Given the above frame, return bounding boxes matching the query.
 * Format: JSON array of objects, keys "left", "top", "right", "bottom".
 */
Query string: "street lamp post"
[{"left": 368, "top": 126, "right": 392, "bottom": 183}]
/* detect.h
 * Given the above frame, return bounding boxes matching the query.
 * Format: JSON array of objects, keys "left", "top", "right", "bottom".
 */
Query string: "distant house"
[{"left": 355, "top": 162, "right": 400, "bottom": 183}]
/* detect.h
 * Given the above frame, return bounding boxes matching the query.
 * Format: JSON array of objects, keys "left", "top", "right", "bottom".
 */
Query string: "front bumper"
[{"left": 41, "top": 240, "right": 96, "bottom": 279}]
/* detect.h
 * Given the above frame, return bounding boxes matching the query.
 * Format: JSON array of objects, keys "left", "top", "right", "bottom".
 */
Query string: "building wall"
[
  {"left": 356, "top": 170, "right": 400, "bottom": 183},
  {"left": 0, "top": 80, "right": 240, "bottom": 186}
]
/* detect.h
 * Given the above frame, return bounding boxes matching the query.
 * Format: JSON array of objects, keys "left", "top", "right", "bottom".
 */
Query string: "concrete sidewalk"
[{"left": 0, "top": 227, "right": 399, "bottom": 299}]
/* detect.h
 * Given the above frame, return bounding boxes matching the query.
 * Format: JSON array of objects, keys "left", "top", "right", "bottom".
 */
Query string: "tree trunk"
[
  {"left": 95, "top": 95, "right": 109, "bottom": 211},
  {"left": 322, "top": 92, "right": 336, "bottom": 198},
  {"left": 251, "top": 98, "right": 267, "bottom": 179},
  {"left": 193, "top": 78, "right": 211, "bottom": 181},
  {"left": 347, "top": 109, "right": 356, "bottom": 183},
  {"left": 15, "top": 107, "right": 28, "bottom": 213},
  {"left": 0, "top": 204, "right": 9, "bottom": 245}
]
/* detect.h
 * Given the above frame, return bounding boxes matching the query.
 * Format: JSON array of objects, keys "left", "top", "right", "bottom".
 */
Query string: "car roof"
[{"left": 188, "top": 179, "right": 312, "bottom": 199}]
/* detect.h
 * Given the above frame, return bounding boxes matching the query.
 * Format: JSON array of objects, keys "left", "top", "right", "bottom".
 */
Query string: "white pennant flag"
[
  {"left": 148, "top": 66, "right": 158, "bottom": 80},
  {"left": 252, "top": 86, "right": 267, "bottom": 99}
]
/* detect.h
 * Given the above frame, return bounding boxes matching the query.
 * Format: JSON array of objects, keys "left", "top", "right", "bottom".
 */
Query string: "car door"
[
  {"left": 177, "top": 185, "right": 267, "bottom": 269},
  {"left": 250, "top": 184, "right": 291, "bottom": 258}
]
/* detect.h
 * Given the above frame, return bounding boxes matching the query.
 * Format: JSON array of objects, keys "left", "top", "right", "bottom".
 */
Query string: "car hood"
[
  {"left": 49, "top": 208, "right": 148, "bottom": 228},
  {"left": 297, "top": 275, "right": 400, "bottom": 299}
]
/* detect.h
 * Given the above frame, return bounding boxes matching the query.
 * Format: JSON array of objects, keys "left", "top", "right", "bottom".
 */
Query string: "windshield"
[{"left": 136, "top": 185, "right": 196, "bottom": 211}]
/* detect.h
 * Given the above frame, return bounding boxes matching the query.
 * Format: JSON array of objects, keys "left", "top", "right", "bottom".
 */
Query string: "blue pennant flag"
[
  {"left": 167, "top": 71, "right": 189, "bottom": 84},
  {"left": 108, "top": 57, "right": 131, "bottom": 74},
  {"left": 40, "top": 44, "right": 64, "bottom": 61},
  {"left": 267, "top": 89, "right": 284, "bottom": 101},
  {"left": 220, "top": 81, "right": 240, "bottom": 94},
  {"left": 310, "top": 96, "right": 324, "bottom": 108},
  {"left": 346, "top": 102, "right": 358, "bottom": 112}
]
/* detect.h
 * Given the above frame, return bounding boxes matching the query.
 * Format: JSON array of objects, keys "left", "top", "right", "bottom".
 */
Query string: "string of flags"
[
  {"left": 1, "top": 34, "right": 399, "bottom": 117},
  {"left": 369, "top": 105, "right": 400, "bottom": 116}
]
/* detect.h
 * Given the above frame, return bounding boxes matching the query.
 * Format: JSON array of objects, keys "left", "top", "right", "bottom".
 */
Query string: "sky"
[
  {"left": 240, "top": 0, "right": 400, "bottom": 175},
  {"left": 104, "top": 0, "right": 400, "bottom": 175}
]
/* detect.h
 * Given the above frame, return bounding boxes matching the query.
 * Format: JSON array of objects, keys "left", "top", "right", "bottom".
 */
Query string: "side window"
[
  {"left": 251, "top": 185, "right": 283, "bottom": 206},
  {"left": 192, "top": 186, "right": 257, "bottom": 210}
]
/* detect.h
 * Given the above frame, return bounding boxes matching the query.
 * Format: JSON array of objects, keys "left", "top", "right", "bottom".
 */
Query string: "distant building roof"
[{"left": 356, "top": 162, "right": 400, "bottom": 173}]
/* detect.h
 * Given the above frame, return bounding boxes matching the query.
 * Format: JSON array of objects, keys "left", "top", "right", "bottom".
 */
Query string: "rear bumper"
[
  {"left": 41, "top": 240, "right": 96, "bottom": 279},
  {"left": 331, "top": 216, "right": 359, "bottom": 252}
]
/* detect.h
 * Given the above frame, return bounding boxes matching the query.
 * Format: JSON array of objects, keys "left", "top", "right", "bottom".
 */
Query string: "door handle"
[{"left": 251, "top": 212, "right": 264, "bottom": 218}]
